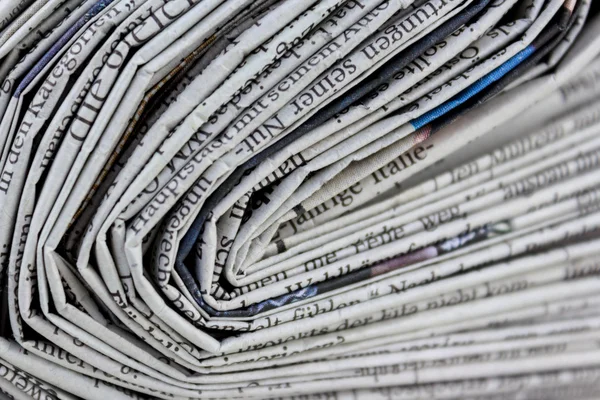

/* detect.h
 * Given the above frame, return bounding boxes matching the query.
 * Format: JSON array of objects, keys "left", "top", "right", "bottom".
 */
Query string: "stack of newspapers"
[{"left": 1, "top": 0, "right": 600, "bottom": 398}]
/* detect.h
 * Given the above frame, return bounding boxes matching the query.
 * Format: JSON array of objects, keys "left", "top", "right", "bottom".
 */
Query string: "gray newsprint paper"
[{"left": 1, "top": 1, "right": 600, "bottom": 399}]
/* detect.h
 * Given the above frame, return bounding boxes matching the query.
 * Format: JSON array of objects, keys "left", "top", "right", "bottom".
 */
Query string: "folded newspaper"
[{"left": 1, "top": 0, "right": 600, "bottom": 398}]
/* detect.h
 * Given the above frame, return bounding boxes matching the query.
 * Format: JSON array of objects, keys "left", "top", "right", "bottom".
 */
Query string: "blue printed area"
[
  {"left": 411, "top": 45, "right": 536, "bottom": 130},
  {"left": 233, "top": 286, "right": 319, "bottom": 317},
  {"left": 176, "top": 261, "right": 318, "bottom": 318},
  {"left": 15, "top": 0, "right": 114, "bottom": 97}
]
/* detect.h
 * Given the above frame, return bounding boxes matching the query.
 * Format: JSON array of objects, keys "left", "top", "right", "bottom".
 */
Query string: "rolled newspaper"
[{"left": 1, "top": 0, "right": 600, "bottom": 398}]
